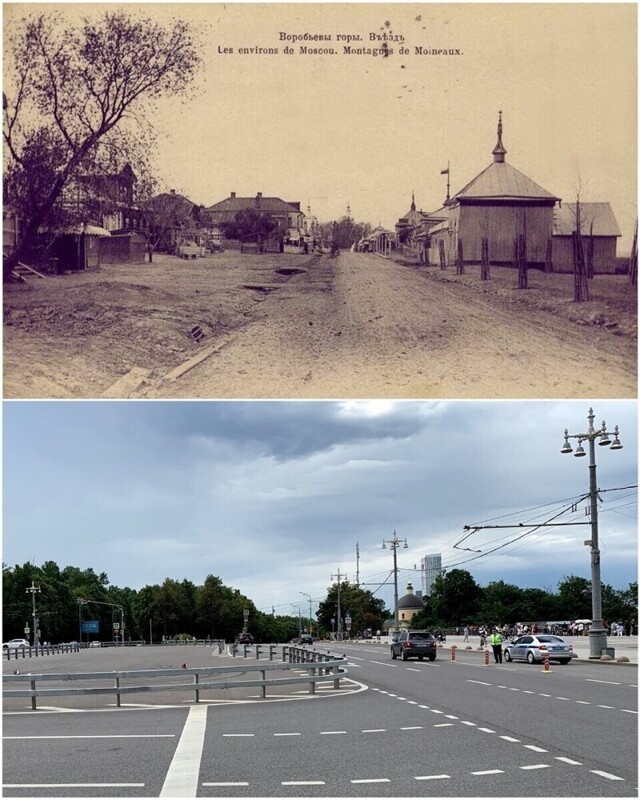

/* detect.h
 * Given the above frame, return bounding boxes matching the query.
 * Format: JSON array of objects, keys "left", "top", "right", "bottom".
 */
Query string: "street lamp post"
[
  {"left": 26, "top": 581, "right": 41, "bottom": 647},
  {"left": 561, "top": 407, "right": 623, "bottom": 659},
  {"left": 300, "top": 592, "right": 313, "bottom": 636},
  {"left": 78, "top": 598, "right": 125, "bottom": 645},
  {"left": 291, "top": 605, "right": 302, "bottom": 639},
  {"left": 382, "top": 531, "right": 408, "bottom": 633}
]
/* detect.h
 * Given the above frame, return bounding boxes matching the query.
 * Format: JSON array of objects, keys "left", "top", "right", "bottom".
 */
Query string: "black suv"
[
  {"left": 390, "top": 630, "right": 437, "bottom": 661},
  {"left": 299, "top": 634, "right": 314, "bottom": 645},
  {"left": 235, "top": 633, "right": 254, "bottom": 645}
]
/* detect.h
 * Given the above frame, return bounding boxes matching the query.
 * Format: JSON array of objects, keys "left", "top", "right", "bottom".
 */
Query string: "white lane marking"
[
  {"left": 468, "top": 680, "right": 492, "bottom": 686},
  {"left": 508, "top": 687, "right": 520, "bottom": 691},
  {"left": 347, "top": 655, "right": 365, "bottom": 660},
  {"left": 273, "top": 733, "right": 301, "bottom": 737},
  {"left": 320, "top": 730, "right": 346, "bottom": 735},
  {"left": 203, "top": 783, "right": 249, "bottom": 787},
  {"left": 351, "top": 778, "right": 390, "bottom": 784},
  {"left": 472, "top": 770, "right": 504, "bottom": 775},
  {"left": 160, "top": 704, "right": 207, "bottom": 798},
  {"left": 3, "top": 784, "right": 144, "bottom": 789},
  {"left": 461, "top": 721, "right": 476, "bottom": 726},
  {"left": 539, "top": 693, "right": 552, "bottom": 698},
  {"left": 407, "top": 700, "right": 419, "bottom": 704},
  {"left": 4, "top": 734, "right": 174, "bottom": 739},
  {"left": 524, "top": 745, "right": 548, "bottom": 753},
  {"left": 575, "top": 701, "right": 591, "bottom": 705},
  {"left": 478, "top": 727, "right": 495, "bottom": 733},
  {"left": 388, "top": 694, "right": 397, "bottom": 697},
  {"left": 500, "top": 736, "right": 520, "bottom": 742},
  {"left": 597, "top": 704, "right": 615, "bottom": 709},
  {"left": 397, "top": 697, "right": 407, "bottom": 700},
  {"left": 434, "top": 723, "right": 454, "bottom": 728},
  {"left": 223, "top": 734, "right": 254, "bottom": 737},
  {"left": 419, "top": 704, "right": 430, "bottom": 709},
  {"left": 362, "top": 729, "right": 386, "bottom": 733},
  {"left": 555, "top": 757, "right": 582, "bottom": 765},
  {"left": 282, "top": 781, "right": 326, "bottom": 786},
  {"left": 523, "top": 690, "right": 535, "bottom": 694},
  {"left": 370, "top": 661, "right": 397, "bottom": 667},
  {"left": 555, "top": 697, "right": 570, "bottom": 701},
  {"left": 591, "top": 770, "right": 624, "bottom": 781},
  {"left": 445, "top": 714, "right": 458, "bottom": 719},
  {"left": 622, "top": 709, "right": 638, "bottom": 714},
  {"left": 520, "top": 764, "right": 551, "bottom": 770},
  {"left": 586, "top": 679, "right": 621, "bottom": 685},
  {"left": 400, "top": 726, "right": 423, "bottom": 730},
  {"left": 407, "top": 668, "right": 421, "bottom": 672},
  {"left": 431, "top": 709, "right": 444, "bottom": 715},
  {"left": 415, "top": 774, "right": 451, "bottom": 780}
]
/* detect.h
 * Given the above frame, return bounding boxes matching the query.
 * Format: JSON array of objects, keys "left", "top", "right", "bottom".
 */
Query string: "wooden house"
[
  {"left": 429, "top": 114, "right": 560, "bottom": 267},
  {"left": 552, "top": 203, "right": 621, "bottom": 274}
]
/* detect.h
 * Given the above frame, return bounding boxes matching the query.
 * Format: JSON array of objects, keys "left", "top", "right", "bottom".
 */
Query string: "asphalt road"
[{"left": 3, "top": 643, "right": 637, "bottom": 797}]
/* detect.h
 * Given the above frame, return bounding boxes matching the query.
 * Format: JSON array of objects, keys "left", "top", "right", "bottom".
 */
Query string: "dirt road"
[
  {"left": 4, "top": 251, "right": 636, "bottom": 399},
  {"left": 147, "top": 251, "right": 636, "bottom": 399}
]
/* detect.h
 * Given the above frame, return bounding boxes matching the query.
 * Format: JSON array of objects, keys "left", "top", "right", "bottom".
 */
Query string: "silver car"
[{"left": 503, "top": 634, "right": 574, "bottom": 665}]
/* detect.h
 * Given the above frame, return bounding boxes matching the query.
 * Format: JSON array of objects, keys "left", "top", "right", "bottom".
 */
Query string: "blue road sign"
[{"left": 81, "top": 620, "right": 99, "bottom": 633}]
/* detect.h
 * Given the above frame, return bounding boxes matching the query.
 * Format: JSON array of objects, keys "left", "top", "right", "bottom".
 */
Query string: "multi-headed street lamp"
[
  {"left": 561, "top": 407, "right": 623, "bottom": 659},
  {"left": 300, "top": 592, "right": 313, "bottom": 636},
  {"left": 382, "top": 531, "right": 408, "bottom": 633}
]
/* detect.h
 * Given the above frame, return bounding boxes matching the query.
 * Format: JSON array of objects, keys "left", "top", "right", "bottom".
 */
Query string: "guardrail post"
[
  {"left": 333, "top": 663, "right": 340, "bottom": 690},
  {"left": 309, "top": 666, "right": 316, "bottom": 695},
  {"left": 243, "top": 644, "right": 248, "bottom": 658},
  {"left": 194, "top": 672, "right": 200, "bottom": 703},
  {"left": 115, "top": 677, "right": 121, "bottom": 707},
  {"left": 30, "top": 679, "right": 37, "bottom": 711},
  {"left": 260, "top": 669, "right": 266, "bottom": 698}
]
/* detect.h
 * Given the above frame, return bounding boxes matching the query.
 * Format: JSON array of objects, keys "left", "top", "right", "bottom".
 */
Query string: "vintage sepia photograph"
[{"left": 2, "top": 3, "right": 637, "bottom": 399}]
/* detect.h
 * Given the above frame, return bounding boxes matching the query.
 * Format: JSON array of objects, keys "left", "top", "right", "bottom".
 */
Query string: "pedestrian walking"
[
  {"left": 463, "top": 625, "right": 469, "bottom": 643},
  {"left": 488, "top": 628, "right": 503, "bottom": 663}
]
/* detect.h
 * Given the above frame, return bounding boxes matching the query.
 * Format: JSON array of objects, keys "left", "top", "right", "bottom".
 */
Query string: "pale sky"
[
  {"left": 5, "top": 3, "right": 637, "bottom": 251},
  {"left": 3, "top": 401, "right": 637, "bottom": 615}
]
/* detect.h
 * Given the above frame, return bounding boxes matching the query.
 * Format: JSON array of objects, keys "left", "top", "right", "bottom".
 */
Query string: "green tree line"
[{"left": 3, "top": 561, "right": 636, "bottom": 644}]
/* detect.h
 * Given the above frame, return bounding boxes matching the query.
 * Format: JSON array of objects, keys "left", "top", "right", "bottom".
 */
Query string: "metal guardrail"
[
  {"left": 3, "top": 646, "right": 348, "bottom": 711},
  {"left": 3, "top": 643, "right": 80, "bottom": 661}
]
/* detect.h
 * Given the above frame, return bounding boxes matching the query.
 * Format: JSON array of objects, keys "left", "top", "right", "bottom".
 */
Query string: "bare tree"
[{"left": 3, "top": 9, "right": 202, "bottom": 276}]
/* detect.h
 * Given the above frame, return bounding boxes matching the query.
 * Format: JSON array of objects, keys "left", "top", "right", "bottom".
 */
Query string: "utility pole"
[
  {"left": 26, "top": 581, "right": 41, "bottom": 646},
  {"left": 300, "top": 592, "right": 313, "bottom": 635},
  {"left": 331, "top": 569, "right": 347, "bottom": 641},
  {"left": 561, "top": 408, "right": 623, "bottom": 659},
  {"left": 356, "top": 542, "right": 360, "bottom": 587},
  {"left": 382, "top": 531, "right": 408, "bottom": 633}
]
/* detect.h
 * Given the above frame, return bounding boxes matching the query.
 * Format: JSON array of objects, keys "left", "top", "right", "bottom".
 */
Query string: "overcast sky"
[
  {"left": 3, "top": 400, "right": 637, "bottom": 617},
  {"left": 6, "top": 3, "right": 636, "bottom": 251}
]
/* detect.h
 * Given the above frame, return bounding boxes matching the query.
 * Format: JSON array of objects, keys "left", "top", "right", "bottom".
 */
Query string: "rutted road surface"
[{"left": 146, "top": 252, "right": 636, "bottom": 399}]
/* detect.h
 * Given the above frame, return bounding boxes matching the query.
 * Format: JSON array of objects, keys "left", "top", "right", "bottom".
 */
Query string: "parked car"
[
  {"left": 89, "top": 641, "right": 103, "bottom": 648},
  {"left": 503, "top": 634, "right": 574, "bottom": 665},
  {"left": 391, "top": 630, "right": 437, "bottom": 661},
  {"left": 299, "top": 634, "right": 314, "bottom": 645},
  {"left": 3, "top": 638, "right": 30, "bottom": 649}
]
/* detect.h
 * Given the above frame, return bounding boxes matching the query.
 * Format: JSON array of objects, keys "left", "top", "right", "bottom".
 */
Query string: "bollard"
[
  {"left": 451, "top": 645, "right": 457, "bottom": 663},
  {"left": 542, "top": 652, "right": 552, "bottom": 673},
  {"left": 483, "top": 648, "right": 490, "bottom": 667}
]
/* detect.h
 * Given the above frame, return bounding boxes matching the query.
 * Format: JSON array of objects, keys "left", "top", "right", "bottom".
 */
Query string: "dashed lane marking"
[
  {"left": 591, "top": 771, "right": 625, "bottom": 781},
  {"left": 223, "top": 733, "right": 254, "bottom": 737},
  {"left": 500, "top": 736, "right": 520, "bottom": 742},
  {"left": 472, "top": 770, "right": 504, "bottom": 775},
  {"left": 597, "top": 704, "right": 615, "bottom": 709},
  {"left": 556, "top": 757, "right": 582, "bottom": 765},
  {"left": 478, "top": 727, "right": 495, "bottom": 733},
  {"left": 203, "top": 783, "right": 249, "bottom": 788},
  {"left": 524, "top": 745, "right": 548, "bottom": 753},
  {"left": 369, "top": 660, "right": 397, "bottom": 667},
  {"left": 3, "top": 784, "right": 145, "bottom": 789},
  {"left": 319, "top": 730, "right": 346, "bottom": 735},
  {"left": 362, "top": 729, "right": 386, "bottom": 733},
  {"left": 406, "top": 668, "right": 421, "bottom": 672},
  {"left": 400, "top": 726, "right": 423, "bottom": 731},
  {"left": 273, "top": 733, "right": 301, "bottom": 737},
  {"left": 351, "top": 778, "right": 390, "bottom": 784},
  {"left": 575, "top": 700, "right": 591, "bottom": 705},
  {"left": 621, "top": 709, "right": 638, "bottom": 714},
  {"left": 415, "top": 774, "right": 451, "bottom": 781},
  {"left": 282, "top": 781, "right": 326, "bottom": 786},
  {"left": 520, "top": 764, "right": 551, "bottom": 770},
  {"left": 434, "top": 723, "right": 454, "bottom": 728}
]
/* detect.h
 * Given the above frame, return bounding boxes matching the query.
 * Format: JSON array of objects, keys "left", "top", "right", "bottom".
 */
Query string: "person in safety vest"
[{"left": 488, "top": 628, "right": 503, "bottom": 663}]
